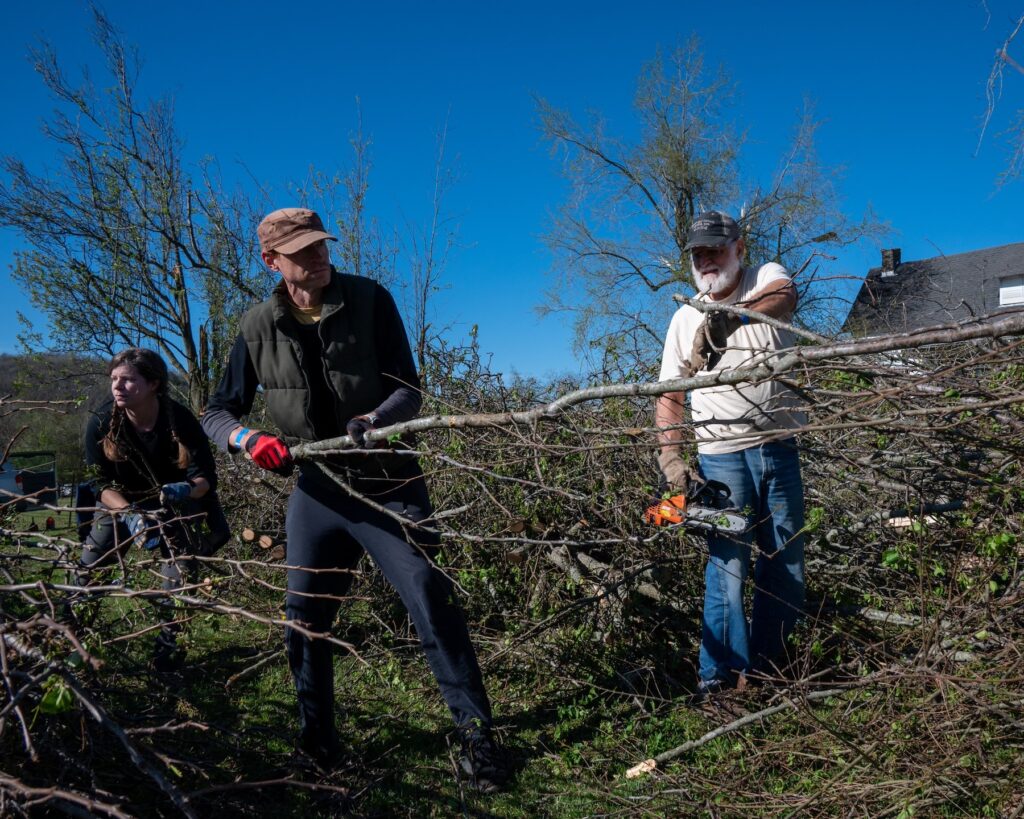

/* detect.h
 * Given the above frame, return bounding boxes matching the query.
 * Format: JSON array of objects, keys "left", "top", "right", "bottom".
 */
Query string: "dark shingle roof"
[{"left": 844, "top": 242, "right": 1024, "bottom": 336}]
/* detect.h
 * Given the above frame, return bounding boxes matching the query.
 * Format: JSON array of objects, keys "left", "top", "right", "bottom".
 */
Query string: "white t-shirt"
[{"left": 658, "top": 262, "right": 806, "bottom": 455}]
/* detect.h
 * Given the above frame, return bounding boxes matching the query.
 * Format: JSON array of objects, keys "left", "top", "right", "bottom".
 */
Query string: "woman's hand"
[
  {"left": 124, "top": 511, "right": 161, "bottom": 550},
  {"left": 160, "top": 481, "right": 192, "bottom": 504}
]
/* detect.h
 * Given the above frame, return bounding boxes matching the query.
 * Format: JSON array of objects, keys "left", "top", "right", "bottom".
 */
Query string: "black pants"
[{"left": 285, "top": 473, "right": 493, "bottom": 755}]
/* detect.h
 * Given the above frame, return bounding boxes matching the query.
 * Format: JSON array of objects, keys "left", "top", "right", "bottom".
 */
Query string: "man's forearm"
[
  {"left": 740, "top": 280, "right": 797, "bottom": 321},
  {"left": 655, "top": 392, "right": 687, "bottom": 449},
  {"left": 202, "top": 334, "right": 260, "bottom": 451},
  {"left": 655, "top": 391, "right": 697, "bottom": 489},
  {"left": 201, "top": 407, "right": 248, "bottom": 452},
  {"left": 369, "top": 385, "right": 422, "bottom": 427}
]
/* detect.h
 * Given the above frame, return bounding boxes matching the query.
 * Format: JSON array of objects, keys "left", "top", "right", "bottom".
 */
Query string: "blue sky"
[{"left": 3, "top": 0, "right": 1022, "bottom": 378}]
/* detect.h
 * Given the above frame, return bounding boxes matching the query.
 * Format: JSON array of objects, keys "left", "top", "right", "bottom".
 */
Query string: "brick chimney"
[{"left": 880, "top": 248, "right": 901, "bottom": 277}]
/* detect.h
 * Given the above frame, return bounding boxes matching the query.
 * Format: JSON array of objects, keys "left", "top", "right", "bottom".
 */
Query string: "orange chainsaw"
[{"left": 644, "top": 480, "right": 747, "bottom": 534}]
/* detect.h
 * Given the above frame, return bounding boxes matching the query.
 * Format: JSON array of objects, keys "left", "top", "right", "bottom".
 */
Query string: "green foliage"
[
  {"left": 36, "top": 676, "right": 74, "bottom": 716},
  {"left": 0, "top": 10, "right": 270, "bottom": 410}
]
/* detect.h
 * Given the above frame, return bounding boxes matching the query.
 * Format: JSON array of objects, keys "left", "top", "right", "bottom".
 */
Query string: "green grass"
[{"left": 3, "top": 520, "right": 1023, "bottom": 817}]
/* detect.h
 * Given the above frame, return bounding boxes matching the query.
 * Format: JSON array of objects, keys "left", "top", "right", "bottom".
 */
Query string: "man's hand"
[
  {"left": 690, "top": 311, "right": 741, "bottom": 372},
  {"left": 657, "top": 446, "right": 701, "bottom": 493},
  {"left": 245, "top": 433, "right": 294, "bottom": 475},
  {"left": 346, "top": 415, "right": 383, "bottom": 448},
  {"left": 159, "top": 481, "right": 192, "bottom": 505}
]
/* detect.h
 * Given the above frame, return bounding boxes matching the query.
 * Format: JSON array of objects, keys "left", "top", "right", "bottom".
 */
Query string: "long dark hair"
[{"left": 101, "top": 348, "right": 190, "bottom": 469}]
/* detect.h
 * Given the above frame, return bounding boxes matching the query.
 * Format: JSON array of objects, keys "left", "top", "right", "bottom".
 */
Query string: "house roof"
[{"left": 843, "top": 242, "right": 1024, "bottom": 336}]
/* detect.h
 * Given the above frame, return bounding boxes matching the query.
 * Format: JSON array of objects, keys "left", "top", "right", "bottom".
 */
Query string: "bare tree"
[
  {"left": 538, "top": 38, "right": 884, "bottom": 371},
  {"left": 405, "top": 112, "right": 459, "bottom": 374},
  {"left": 0, "top": 8, "right": 271, "bottom": 411},
  {"left": 979, "top": 10, "right": 1024, "bottom": 184},
  {"left": 294, "top": 104, "right": 402, "bottom": 294}
]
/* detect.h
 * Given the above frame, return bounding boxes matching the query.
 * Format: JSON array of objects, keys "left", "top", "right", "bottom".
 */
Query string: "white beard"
[{"left": 692, "top": 255, "right": 742, "bottom": 297}]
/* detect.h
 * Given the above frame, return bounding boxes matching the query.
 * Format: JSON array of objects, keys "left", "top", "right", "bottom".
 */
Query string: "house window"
[{"left": 1000, "top": 275, "right": 1024, "bottom": 306}]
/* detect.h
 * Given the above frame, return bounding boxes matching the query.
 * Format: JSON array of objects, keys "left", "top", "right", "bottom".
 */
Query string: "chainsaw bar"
[
  {"left": 644, "top": 491, "right": 747, "bottom": 534},
  {"left": 674, "top": 505, "right": 748, "bottom": 534}
]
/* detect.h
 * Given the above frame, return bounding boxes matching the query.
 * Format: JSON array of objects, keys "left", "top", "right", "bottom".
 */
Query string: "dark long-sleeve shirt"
[
  {"left": 202, "top": 278, "right": 423, "bottom": 451},
  {"left": 84, "top": 398, "right": 217, "bottom": 502}
]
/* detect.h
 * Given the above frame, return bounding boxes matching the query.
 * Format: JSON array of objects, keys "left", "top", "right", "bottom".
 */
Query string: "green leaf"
[{"left": 38, "top": 678, "right": 75, "bottom": 715}]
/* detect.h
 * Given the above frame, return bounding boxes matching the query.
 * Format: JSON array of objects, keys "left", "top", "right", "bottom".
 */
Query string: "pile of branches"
[{"left": 1, "top": 312, "right": 1023, "bottom": 815}]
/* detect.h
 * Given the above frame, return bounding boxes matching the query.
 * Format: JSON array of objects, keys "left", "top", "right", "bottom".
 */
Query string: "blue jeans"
[{"left": 697, "top": 440, "right": 805, "bottom": 684}]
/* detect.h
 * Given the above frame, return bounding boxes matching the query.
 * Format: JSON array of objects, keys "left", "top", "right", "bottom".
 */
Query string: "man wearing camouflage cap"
[
  {"left": 202, "top": 208, "right": 507, "bottom": 790},
  {"left": 655, "top": 210, "right": 807, "bottom": 701}
]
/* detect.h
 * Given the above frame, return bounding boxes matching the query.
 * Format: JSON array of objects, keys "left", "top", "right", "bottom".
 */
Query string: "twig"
[
  {"left": 625, "top": 687, "right": 847, "bottom": 778},
  {"left": 673, "top": 294, "right": 830, "bottom": 344},
  {"left": 0, "top": 776, "right": 132, "bottom": 818},
  {"left": 224, "top": 649, "right": 284, "bottom": 691}
]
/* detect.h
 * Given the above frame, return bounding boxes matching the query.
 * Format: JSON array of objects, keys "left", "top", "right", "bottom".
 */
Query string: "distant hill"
[{"left": 0, "top": 352, "right": 108, "bottom": 481}]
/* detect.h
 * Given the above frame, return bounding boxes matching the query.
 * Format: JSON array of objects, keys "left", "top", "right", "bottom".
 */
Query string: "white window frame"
[{"left": 999, "top": 274, "right": 1024, "bottom": 306}]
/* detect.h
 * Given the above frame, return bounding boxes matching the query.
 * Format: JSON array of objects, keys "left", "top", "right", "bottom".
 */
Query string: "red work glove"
[{"left": 245, "top": 433, "right": 293, "bottom": 475}]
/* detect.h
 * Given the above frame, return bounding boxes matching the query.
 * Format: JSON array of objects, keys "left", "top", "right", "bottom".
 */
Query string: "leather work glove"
[
  {"left": 159, "top": 481, "right": 192, "bottom": 504},
  {"left": 657, "top": 446, "right": 701, "bottom": 493},
  {"left": 346, "top": 414, "right": 384, "bottom": 448},
  {"left": 690, "top": 311, "right": 741, "bottom": 372},
  {"left": 245, "top": 433, "right": 294, "bottom": 476}
]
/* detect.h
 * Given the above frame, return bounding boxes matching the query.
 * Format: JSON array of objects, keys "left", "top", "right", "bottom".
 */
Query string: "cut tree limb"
[
  {"left": 291, "top": 310, "right": 1024, "bottom": 459},
  {"left": 625, "top": 687, "right": 847, "bottom": 779}
]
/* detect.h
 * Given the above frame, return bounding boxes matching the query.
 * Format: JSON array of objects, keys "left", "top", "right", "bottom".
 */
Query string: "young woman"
[{"left": 81, "top": 348, "right": 223, "bottom": 671}]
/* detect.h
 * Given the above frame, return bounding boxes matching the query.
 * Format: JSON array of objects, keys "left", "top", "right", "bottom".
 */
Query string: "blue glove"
[
  {"left": 160, "top": 481, "right": 192, "bottom": 504},
  {"left": 125, "top": 512, "right": 161, "bottom": 550}
]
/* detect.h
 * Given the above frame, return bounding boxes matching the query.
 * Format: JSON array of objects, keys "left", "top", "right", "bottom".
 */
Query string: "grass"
[{"left": 2, "top": 506, "right": 1023, "bottom": 817}]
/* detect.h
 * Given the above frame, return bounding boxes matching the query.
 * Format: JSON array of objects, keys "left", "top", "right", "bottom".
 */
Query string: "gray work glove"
[
  {"left": 125, "top": 511, "right": 161, "bottom": 551},
  {"left": 346, "top": 414, "right": 384, "bottom": 448},
  {"left": 657, "top": 446, "right": 700, "bottom": 493}
]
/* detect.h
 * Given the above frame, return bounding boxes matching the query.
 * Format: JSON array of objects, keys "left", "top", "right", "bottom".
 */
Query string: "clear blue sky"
[{"left": 3, "top": 1, "right": 1022, "bottom": 378}]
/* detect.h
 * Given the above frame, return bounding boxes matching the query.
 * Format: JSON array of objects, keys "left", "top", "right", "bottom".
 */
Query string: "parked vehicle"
[
  {"left": 0, "top": 452, "right": 57, "bottom": 510},
  {"left": 0, "top": 464, "right": 23, "bottom": 499}
]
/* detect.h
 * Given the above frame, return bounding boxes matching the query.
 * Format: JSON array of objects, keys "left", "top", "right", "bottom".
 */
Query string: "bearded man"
[{"left": 655, "top": 211, "right": 807, "bottom": 700}]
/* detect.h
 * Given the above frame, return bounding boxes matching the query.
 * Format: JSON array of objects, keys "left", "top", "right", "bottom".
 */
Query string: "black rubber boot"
[{"left": 152, "top": 628, "right": 184, "bottom": 672}]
